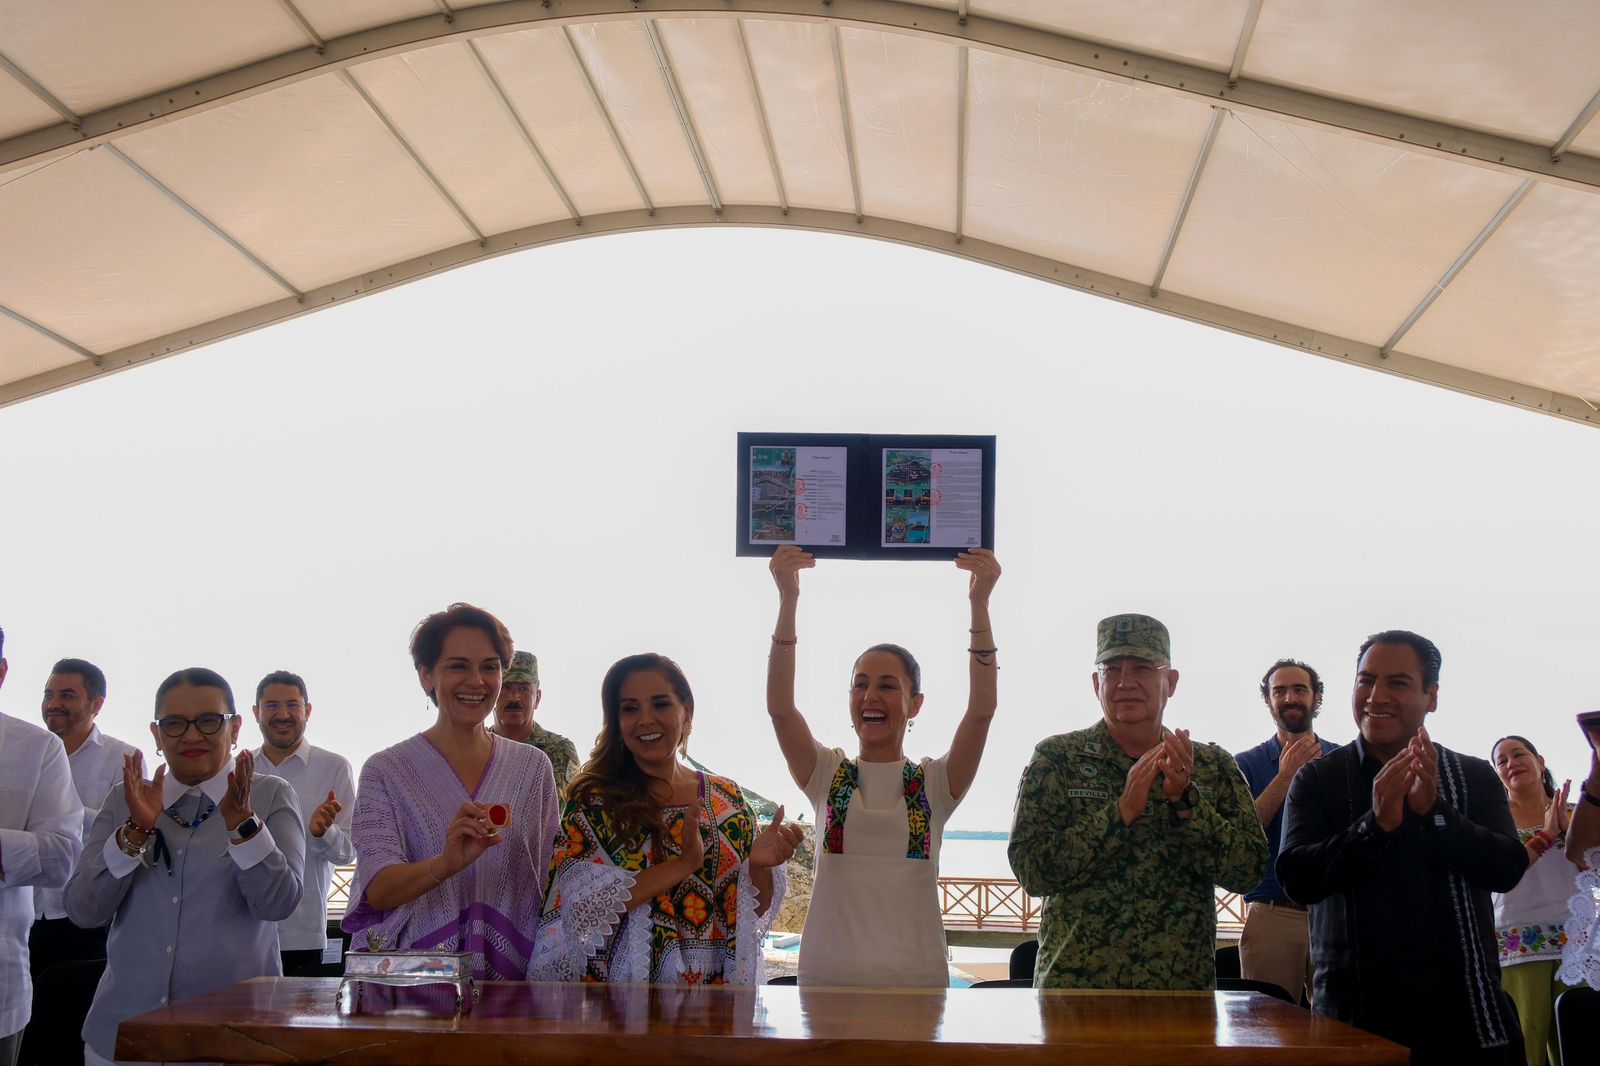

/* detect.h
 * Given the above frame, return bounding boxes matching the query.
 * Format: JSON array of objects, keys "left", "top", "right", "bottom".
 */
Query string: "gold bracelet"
[{"left": 427, "top": 857, "right": 446, "bottom": 886}]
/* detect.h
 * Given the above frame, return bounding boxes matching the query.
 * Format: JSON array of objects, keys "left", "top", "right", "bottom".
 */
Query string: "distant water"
[{"left": 938, "top": 836, "right": 1015, "bottom": 880}]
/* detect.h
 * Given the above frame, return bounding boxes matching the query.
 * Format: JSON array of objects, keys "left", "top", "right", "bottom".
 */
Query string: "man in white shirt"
[
  {"left": 0, "top": 628, "right": 85, "bottom": 1066},
  {"left": 32, "top": 658, "right": 141, "bottom": 965},
  {"left": 251, "top": 670, "right": 355, "bottom": 973}
]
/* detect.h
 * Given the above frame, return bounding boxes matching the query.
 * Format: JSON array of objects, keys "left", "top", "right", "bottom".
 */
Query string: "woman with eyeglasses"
[
  {"left": 342, "top": 603, "right": 559, "bottom": 980},
  {"left": 1489, "top": 735, "right": 1576, "bottom": 1066},
  {"left": 64, "top": 667, "right": 304, "bottom": 1066},
  {"left": 763, "top": 546, "right": 1001, "bottom": 987}
]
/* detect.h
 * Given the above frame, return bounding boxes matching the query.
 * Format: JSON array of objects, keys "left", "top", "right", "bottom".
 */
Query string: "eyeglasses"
[
  {"left": 1095, "top": 661, "right": 1169, "bottom": 684},
  {"left": 156, "top": 712, "right": 236, "bottom": 738}
]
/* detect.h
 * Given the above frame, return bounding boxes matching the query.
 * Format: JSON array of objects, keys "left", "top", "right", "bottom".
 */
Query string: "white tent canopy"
[{"left": 2, "top": 1, "right": 1599, "bottom": 425}]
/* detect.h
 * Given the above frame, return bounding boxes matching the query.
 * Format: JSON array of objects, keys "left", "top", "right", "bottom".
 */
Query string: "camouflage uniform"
[{"left": 1008, "top": 719, "right": 1267, "bottom": 989}]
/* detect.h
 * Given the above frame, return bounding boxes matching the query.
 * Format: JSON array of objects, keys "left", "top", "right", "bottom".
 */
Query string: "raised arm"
[
  {"left": 945, "top": 549, "right": 1001, "bottom": 801},
  {"left": 767, "top": 546, "right": 820, "bottom": 788}
]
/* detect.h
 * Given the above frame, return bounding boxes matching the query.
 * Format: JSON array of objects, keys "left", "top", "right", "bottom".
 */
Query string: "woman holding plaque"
[
  {"left": 65, "top": 667, "right": 304, "bottom": 1066},
  {"left": 765, "top": 545, "right": 1001, "bottom": 987},
  {"left": 343, "top": 603, "right": 559, "bottom": 980},
  {"left": 532, "top": 653, "right": 804, "bottom": 983}
]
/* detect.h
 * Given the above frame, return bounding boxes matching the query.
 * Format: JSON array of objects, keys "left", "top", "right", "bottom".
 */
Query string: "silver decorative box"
[{"left": 338, "top": 942, "right": 478, "bottom": 1014}]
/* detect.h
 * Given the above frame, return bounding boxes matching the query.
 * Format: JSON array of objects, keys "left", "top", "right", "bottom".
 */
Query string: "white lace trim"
[
  {"left": 530, "top": 861, "right": 635, "bottom": 981},
  {"left": 1557, "top": 845, "right": 1600, "bottom": 991},
  {"left": 731, "top": 861, "right": 786, "bottom": 986}
]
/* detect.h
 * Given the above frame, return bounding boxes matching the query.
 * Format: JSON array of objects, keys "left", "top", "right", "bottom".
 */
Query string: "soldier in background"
[
  {"left": 490, "top": 652, "right": 579, "bottom": 792},
  {"left": 1008, "top": 614, "right": 1266, "bottom": 988}
]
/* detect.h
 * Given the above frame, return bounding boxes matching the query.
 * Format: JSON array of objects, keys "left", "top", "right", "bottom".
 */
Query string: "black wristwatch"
[
  {"left": 231, "top": 815, "right": 263, "bottom": 843},
  {"left": 1167, "top": 784, "right": 1200, "bottom": 825}
]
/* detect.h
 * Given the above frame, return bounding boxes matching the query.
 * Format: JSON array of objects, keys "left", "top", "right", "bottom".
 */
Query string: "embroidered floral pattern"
[
  {"left": 535, "top": 774, "right": 780, "bottom": 985},
  {"left": 823, "top": 757, "right": 933, "bottom": 860},
  {"left": 1497, "top": 922, "right": 1568, "bottom": 965}
]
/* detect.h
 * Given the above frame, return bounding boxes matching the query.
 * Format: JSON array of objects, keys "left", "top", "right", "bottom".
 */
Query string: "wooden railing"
[
  {"left": 329, "top": 866, "right": 1248, "bottom": 933},
  {"left": 936, "top": 876, "right": 1246, "bottom": 934}
]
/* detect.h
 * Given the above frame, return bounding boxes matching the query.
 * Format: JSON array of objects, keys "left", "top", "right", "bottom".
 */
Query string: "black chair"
[
  {"left": 767, "top": 974, "right": 799, "bottom": 985},
  {"left": 1216, "top": 977, "right": 1294, "bottom": 1003},
  {"left": 1555, "top": 985, "right": 1600, "bottom": 1065},
  {"left": 1009, "top": 939, "right": 1038, "bottom": 982},
  {"left": 969, "top": 978, "right": 1034, "bottom": 988},
  {"left": 19, "top": 958, "right": 105, "bottom": 1066},
  {"left": 1214, "top": 944, "right": 1241, "bottom": 980}
]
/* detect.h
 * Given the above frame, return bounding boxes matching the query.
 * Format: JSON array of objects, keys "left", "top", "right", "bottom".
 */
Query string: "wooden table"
[{"left": 117, "top": 978, "right": 1407, "bottom": 1064}]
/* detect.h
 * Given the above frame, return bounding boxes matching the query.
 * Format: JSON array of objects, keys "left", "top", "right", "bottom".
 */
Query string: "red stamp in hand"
[{"left": 486, "top": 803, "right": 512, "bottom": 830}]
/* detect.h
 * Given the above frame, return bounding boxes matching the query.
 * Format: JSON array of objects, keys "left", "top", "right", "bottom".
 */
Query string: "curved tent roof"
[{"left": 2, "top": 1, "right": 1599, "bottom": 426}]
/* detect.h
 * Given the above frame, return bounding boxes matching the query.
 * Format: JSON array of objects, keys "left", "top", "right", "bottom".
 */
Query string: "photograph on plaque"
[
  {"left": 747, "top": 444, "right": 848, "bottom": 547},
  {"left": 737, "top": 432, "right": 993, "bottom": 560}
]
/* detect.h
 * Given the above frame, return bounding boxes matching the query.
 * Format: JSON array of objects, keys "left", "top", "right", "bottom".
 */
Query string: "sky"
[{"left": 1, "top": 227, "right": 1597, "bottom": 831}]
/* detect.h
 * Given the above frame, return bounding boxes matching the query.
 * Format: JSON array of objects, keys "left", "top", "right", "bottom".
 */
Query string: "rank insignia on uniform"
[{"left": 1085, "top": 741, "right": 1101, "bottom": 754}]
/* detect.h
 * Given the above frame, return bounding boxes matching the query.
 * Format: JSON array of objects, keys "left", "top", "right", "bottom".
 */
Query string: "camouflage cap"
[
  {"left": 504, "top": 651, "right": 539, "bottom": 686},
  {"left": 1095, "top": 614, "right": 1171, "bottom": 665}
]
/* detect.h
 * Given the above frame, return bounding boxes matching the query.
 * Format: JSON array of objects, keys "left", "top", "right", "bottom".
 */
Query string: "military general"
[{"left": 1008, "top": 614, "right": 1267, "bottom": 988}]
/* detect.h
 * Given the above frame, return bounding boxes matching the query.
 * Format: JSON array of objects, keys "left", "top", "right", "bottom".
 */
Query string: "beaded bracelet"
[{"left": 771, "top": 635, "right": 797, "bottom": 647}]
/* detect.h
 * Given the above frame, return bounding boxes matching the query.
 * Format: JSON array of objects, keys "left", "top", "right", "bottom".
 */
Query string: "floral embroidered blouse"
[
  {"left": 1492, "top": 825, "right": 1579, "bottom": 967},
  {"left": 531, "top": 773, "right": 783, "bottom": 984}
]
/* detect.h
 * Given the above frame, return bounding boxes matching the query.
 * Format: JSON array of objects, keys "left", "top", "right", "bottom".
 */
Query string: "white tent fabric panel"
[
  {"left": 115, "top": 73, "right": 475, "bottom": 292},
  {"left": 1, "top": 1, "right": 1599, "bottom": 427},
  {"left": 349, "top": 46, "right": 574, "bottom": 235},
  {"left": 566, "top": 22, "right": 708, "bottom": 209},
  {"left": 654, "top": 19, "right": 783, "bottom": 207},
  {"left": 0, "top": 0, "right": 302, "bottom": 117},
  {"left": 0, "top": 148, "right": 287, "bottom": 353},
  {"left": 1574, "top": 116, "right": 1600, "bottom": 159},
  {"left": 1403, "top": 183, "right": 1600, "bottom": 398},
  {"left": 963, "top": 52, "right": 1216, "bottom": 286},
  {"left": 741, "top": 20, "right": 857, "bottom": 215},
  {"left": 294, "top": 0, "right": 437, "bottom": 42},
  {"left": 839, "top": 28, "right": 960, "bottom": 235},
  {"left": 1161, "top": 114, "right": 1526, "bottom": 348},
  {"left": 0, "top": 71, "right": 55, "bottom": 140},
  {"left": 1246, "top": 1, "right": 1600, "bottom": 145},
  {"left": 473, "top": 28, "right": 650, "bottom": 218},
  {"left": 0, "top": 314, "right": 87, "bottom": 381},
  {"left": 972, "top": 0, "right": 1250, "bottom": 68}
]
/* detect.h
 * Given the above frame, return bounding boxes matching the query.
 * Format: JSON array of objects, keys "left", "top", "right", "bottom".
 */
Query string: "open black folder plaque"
[{"left": 736, "top": 432, "right": 995, "bottom": 560}]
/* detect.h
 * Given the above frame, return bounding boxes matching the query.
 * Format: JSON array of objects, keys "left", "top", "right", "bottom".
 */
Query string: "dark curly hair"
[
  {"left": 568, "top": 653, "right": 694, "bottom": 853},
  {"left": 1258, "top": 659, "right": 1323, "bottom": 708}
]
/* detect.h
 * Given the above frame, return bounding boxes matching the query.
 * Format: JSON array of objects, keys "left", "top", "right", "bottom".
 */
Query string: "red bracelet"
[
  {"left": 124, "top": 814, "right": 156, "bottom": 836},
  {"left": 1531, "top": 830, "right": 1554, "bottom": 851}
]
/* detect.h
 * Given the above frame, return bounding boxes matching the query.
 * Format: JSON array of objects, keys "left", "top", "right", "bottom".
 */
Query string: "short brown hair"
[{"left": 409, "top": 604, "right": 513, "bottom": 702}]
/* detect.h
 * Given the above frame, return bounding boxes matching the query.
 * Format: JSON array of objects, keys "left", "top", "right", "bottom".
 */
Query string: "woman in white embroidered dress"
[
  {"left": 1489, "top": 735, "right": 1576, "bottom": 1066},
  {"left": 533, "top": 653, "right": 803, "bottom": 984},
  {"left": 765, "top": 546, "right": 1001, "bottom": 987}
]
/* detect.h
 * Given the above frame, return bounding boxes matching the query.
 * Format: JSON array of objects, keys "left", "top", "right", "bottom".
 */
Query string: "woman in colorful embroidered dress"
[
  {"left": 343, "top": 603, "right": 559, "bottom": 980},
  {"left": 533, "top": 653, "right": 803, "bottom": 984},
  {"left": 765, "top": 546, "right": 1001, "bottom": 987},
  {"left": 1489, "top": 735, "right": 1576, "bottom": 1066}
]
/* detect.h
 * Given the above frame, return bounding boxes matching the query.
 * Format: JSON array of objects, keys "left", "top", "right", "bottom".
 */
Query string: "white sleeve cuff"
[
  {"left": 101, "top": 831, "right": 143, "bottom": 879},
  {"left": 228, "top": 823, "right": 277, "bottom": 870}
]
